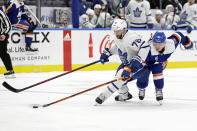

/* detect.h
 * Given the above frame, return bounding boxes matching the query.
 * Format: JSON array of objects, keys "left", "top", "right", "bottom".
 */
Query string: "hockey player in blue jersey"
[
  {"left": 115, "top": 31, "right": 193, "bottom": 104},
  {"left": 5, "top": 0, "right": 38, "bottom": 52}
]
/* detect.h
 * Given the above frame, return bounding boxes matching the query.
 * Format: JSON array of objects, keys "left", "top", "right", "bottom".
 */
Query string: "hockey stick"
[
  {"left": 2, "top": 60, "right": 101, "bottom": 93},
  {"left": 24, "top": 5, "right": 48, "bottom": 28},
  {"left": 33, "top": 77, "right": 123, "bottom": 108}
]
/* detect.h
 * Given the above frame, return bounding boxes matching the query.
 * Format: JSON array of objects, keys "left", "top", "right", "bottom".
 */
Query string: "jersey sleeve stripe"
[{"left": 172, "top": 33, "right": 181, "bottom": 43}]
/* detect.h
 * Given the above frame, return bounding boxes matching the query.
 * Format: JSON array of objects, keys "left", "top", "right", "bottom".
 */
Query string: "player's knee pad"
[
  {"left": 117, "top": 84, "right": 129, "bottom": 94},
  {"left": 108, "top": 80, "right": 126, "bottom": 93}
]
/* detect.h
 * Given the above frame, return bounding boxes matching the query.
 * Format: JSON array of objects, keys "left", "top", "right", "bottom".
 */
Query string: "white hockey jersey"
[
  {"left": 163, "top": 12, "right": 180, "bottom": 28},
  {"left": 181, "top": 2, "right": 197, "bottom": 26},
  {"left": 91, "top": 12, "right": 113, "bottom": 28},
  {"left": 125, "top": 0, "right": 153, "bottom": 28},
  {"left": 152, "top": 17, "right": 166, "bottom": 29},
  {"left": 97, "top": 12, "right": 113, "bottom": 28},
  {"left": 79, "top": 14, "right": 96, "bottom": 28},
  {"left": 109, "top": 31, "right": 150, "bottom": 65}
]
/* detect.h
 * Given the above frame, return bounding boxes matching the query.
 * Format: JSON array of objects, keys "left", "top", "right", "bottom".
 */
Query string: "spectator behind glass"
[
  {"left": 163, "top": 4, "right": 180, "bottom": 28},
  {"left": 153, "top": 10, "right": 166, "bottom": 29},
  {"left": 80, "top": 0, "right": 88, "bottom": 16}
]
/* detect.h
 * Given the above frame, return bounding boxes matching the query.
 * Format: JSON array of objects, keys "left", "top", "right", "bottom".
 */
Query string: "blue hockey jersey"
[
  {"left": 4, "top": 0, "right": 29, "bottom": 24},
  {"left": 145, "top": 32, "right": 193, "bottom": 66}
]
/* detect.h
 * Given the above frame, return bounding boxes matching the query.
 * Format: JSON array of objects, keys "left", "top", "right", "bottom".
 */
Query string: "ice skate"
[
  {"left": 139, "top": 88, "right": 145, "bottom": 100},
  {"left": 95, "top": 93, "right": 106, "bottom": 105},
  {"left": 26, "top": 46, "right": 38, "bottom": 52},
  {"left": 115, "top": 92, "right": 132, "bottom": 101},
  {"left": 4, "top": 70, "right": 15, "bottom": 79},
  {"left": 156, "top": 89, "right": 163, "bottom": 105}
]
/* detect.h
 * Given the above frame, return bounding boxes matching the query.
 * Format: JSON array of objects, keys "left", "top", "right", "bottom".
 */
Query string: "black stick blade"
[{"left": 2, "top": 82, "right": 20, "bottom": 93}]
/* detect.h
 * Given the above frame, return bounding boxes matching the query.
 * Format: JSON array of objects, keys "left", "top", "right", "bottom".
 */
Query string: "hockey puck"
[
  {"left": 33, "top": 105, "right": 38, "bottom": 108},
  {"left": 32, "top": 104, "right": 40, "bottom": 109}
]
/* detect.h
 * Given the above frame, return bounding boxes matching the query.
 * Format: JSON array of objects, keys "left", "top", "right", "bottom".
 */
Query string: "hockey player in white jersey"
[
  {"left": 172, "top": 0, "right": 197, "bottom": 33},
  {"left": 125, "top": 0, "right": 153, "bottom": 28},
  {"left": 79, "top": 8, "right": 96, "bottom": 28},
  {"left": 91, "top": 4, "right": 102, "bottom": 26},
  {"left": 163, "top": 4, "right": 180, "bottom": 29},
  {"left": 152, "top": 10, "right": 166, "bottom": 29},
  {"left": 95, "top": 19, "right": 150, "bottom": 104}
]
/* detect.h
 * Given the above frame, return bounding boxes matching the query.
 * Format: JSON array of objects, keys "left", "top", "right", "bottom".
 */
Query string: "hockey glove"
[
  {"left": 147, "top": 23, "right": 154, "bottom": 29},
  {"left": 171, "top": 25, "right": 177, "bottom": 31},
  {"left": 182, "top": 36, "right": 193, "bottom": 49},
  {"left": 96, "top": 24, "right": 102, "bottom": 28},
  {"left": 121, "top": 66, "right": 132, "bottom": 81},
  {"left": 121, "top": 0, "right": 127, "bottom": 7},
  {"left": 129, "top": 56, "right": 143, "bottom": 73},
  {"left": 100, "top": 48, "right": 111, "bottom": 64},
  {"left": 186, "top": 25, "right": 192, "bottom": 33},
  {"left": 27, "top": 18, "right": 35, "bottom": 26}
]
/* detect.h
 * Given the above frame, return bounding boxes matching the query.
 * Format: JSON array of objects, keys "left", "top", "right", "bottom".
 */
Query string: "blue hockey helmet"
[{"left": 152, "top": 32, "right": 166, "bottom": 44}]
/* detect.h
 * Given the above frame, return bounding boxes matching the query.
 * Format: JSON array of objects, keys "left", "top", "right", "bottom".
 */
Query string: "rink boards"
[{"left": 0, "top": 29, "right": 197, "bottom": 73}]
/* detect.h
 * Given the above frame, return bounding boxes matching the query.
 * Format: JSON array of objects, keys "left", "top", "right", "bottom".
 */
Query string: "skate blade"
[
  {"left": 94, "top": 102, "right": 101, "bottom": 106},
  {"left": 5, "top": 74, "right": 16, "bottom": 79},
  {"left": 158, "top": 100, "right": 163, "bottom": 105},
  {"left": 25, "top": 52, "right": 38, "bottom": 55}
]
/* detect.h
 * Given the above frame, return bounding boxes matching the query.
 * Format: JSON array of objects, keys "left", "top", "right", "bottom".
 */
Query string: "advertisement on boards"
[{"left": 1, "top": 30, "right": 64, "bottom": 67}]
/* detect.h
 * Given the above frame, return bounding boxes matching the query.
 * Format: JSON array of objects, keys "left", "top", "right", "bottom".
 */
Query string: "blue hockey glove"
[
  {"left": 27, "top": 18, "right": 35, "bottom": 26},
  {"left": 121, "top": 66, "right": 132, "bottom": 81},
  {"left": 96, "top": 24, "right": 102, "bottom": 28},
  {"left": 121, "top": 0, "right": 127, "bottom": 7},
  {"left": 129, "top": 56, "right": 143, "bottom": 73},
  {"left": 100, "top": 48, "right": 111, "bottom": 64},
  {"left": 182, "top": 36, "right": 193, "bottom": 49},
  {"left": 186, "top": 25, "right": 192, "bottom": 33},
  {"left": 147, "top": 23, "right": 154, "bottom": 29},
  {"left": 171, "top": 25, "right": 177, "bottom": 31}
]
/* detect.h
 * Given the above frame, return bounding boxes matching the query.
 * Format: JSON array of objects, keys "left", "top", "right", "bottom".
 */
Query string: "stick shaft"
[
  {"left": 3, "top": 60, "right": 100, "bottom": 93},
  {"left": 43, "top": 78, "right": 118, "bottom": 107}
]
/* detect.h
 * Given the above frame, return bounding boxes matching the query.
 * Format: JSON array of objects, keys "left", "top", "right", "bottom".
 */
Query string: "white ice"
[{"left": 1, "top": 68, "right": 197, "bottom": 131}]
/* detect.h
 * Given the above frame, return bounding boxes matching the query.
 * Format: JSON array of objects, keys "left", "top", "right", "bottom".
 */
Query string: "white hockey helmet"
[
  {"left": 94, "top": 4, "right": 102, "bottom": 9},
  {"left": 86, "top": 8, "right": 94, "bottom": 16},
  {"left": 155, "top": 10, "right": 163, "bottom": 16},
  {"left": 111, "top": 19, "right": 127, "bottom": 31}
]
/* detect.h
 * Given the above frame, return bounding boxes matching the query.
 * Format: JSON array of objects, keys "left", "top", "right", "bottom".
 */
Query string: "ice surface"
[{"left": 1, "top": 68, "right": 197, "bottom": 131}]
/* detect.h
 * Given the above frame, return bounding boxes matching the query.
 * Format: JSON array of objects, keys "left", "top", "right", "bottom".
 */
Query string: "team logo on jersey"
[
  {"left": 141, "top": 4, "right": 144, "bottom": 8},
  {"left": 118, "top": 49, "right": 128, "bottom": 65},
  {"left": 133, "top": 7, "right": 142, "bottom": 17}
]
